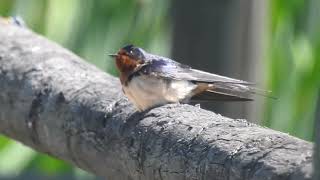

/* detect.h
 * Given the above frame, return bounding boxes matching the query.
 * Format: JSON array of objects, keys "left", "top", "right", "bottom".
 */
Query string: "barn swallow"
[{"left": 109, "top": 44, "right": 269, "bottom": 111}]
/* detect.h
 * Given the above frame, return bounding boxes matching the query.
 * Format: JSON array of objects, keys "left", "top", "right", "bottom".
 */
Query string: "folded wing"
[{"left": 140, "top": 58, "right": 271, "bottom": 101}]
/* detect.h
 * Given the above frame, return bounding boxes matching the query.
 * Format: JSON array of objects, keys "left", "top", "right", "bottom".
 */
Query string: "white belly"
[{"left": 123, "top": 75, "right": 196, "bottom": 111}]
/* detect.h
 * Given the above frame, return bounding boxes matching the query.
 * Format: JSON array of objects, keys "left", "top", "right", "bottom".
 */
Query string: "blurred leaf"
[
  {"left": 36, "top": 154, "right": 73, "bottom": 175},
  {"left": 0, "top": 136, "right": 10, "bottom": 149},
  {"left": 0, "top": 0, "right": 15, "bottom": 15},
  {"left": 24, "top": 153, "right": 72, "bottom": 175},
  {"left": 291, "top": 36, "right": 314, "bottom": 74},
  {"left": 44, "top": 0, "right": 80, "bottom": 45},
  {"left": 265, "top": 0, "right": 320, "bottom": 141},
  {"left": 0, "top": 141, "right": 35, "bottom": 177}
]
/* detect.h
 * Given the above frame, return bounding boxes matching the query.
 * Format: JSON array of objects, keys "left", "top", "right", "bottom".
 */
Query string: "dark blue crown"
[{"left": 122, "top": 44, "right": 135, "bottom": 53}]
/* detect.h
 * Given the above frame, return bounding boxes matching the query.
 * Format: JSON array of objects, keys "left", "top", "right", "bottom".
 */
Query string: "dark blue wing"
[
  {"left": 140, "top": 56, "right": 251, "bottom": 84},
  {"left": 138, "top": 56, "right": 272, "bottom": 100}
]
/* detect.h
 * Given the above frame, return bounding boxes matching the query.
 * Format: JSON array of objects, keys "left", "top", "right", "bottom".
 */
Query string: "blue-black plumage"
[{"left": 109, "top": 44, "right": 270, "bottom": 111}]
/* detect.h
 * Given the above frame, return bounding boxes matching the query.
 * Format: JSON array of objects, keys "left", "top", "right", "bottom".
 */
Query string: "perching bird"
[{"left": 109, "top": 44, "right": 268, "bottom": 111}]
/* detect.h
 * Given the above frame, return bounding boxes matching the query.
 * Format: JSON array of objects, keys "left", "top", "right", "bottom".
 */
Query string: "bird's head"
[{"left": 109, "top": 44, "right": 146, "bottom": 73}]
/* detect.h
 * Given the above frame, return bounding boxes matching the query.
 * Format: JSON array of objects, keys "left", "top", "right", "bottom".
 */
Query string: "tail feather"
[
  {"left": 249, "top": 87, "right": 277, "bottom": 99},
  {"left": 191, "top": 90, "right": 253, "bottom": 102},
  {"left": 190, "top": 82, "right": 273, "bottom": 102}
]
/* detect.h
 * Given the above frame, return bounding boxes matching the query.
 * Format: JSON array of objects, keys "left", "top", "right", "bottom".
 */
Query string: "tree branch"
[{"left": 0, "top": 23, "right": 313, "bottom": 180}]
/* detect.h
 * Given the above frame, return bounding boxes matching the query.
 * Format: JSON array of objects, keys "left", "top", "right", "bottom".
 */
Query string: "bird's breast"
[{"left": 123, "top": 75, "right": 197, "bottom": 111}]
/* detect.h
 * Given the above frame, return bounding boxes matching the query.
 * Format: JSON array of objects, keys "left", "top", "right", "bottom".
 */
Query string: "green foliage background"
[
  {"left": 0, "top": 0, "right": 319, "bottom": 179},
  {"left": 265, "top": 0, "right": 320, "bottom": 140}
]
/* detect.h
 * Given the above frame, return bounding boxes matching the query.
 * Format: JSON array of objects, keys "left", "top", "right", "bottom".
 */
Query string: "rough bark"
[{"left": 0, "top": 23, "right": 313, "bottom": 180}]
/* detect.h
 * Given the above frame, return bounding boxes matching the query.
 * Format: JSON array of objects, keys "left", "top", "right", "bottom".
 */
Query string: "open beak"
[{"left": 108, "top": 54, "right": 118, "bottom": 58}]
